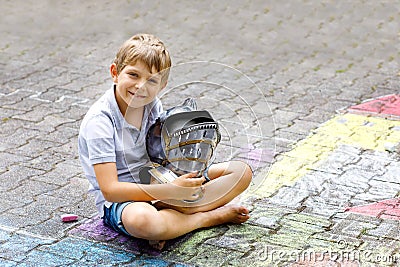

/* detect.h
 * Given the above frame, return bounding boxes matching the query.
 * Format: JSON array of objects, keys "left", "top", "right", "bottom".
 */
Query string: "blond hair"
[{"left": 113, "top": 33, "right": 171, "bottom": 82}]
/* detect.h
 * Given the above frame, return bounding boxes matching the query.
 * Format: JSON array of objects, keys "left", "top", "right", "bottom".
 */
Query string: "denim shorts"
[{"left": 103, "top": 202, "right": 133, "bottom": 236}]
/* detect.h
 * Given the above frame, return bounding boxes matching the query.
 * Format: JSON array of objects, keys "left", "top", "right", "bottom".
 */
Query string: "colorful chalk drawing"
[
  {"left": 65, "top": 95, "right": 400, "bottom": 266},
  {"left": 251, "top": 94, "right": 400, "bottom": 220},
  {"left": 345, "top": 198, "right": 400, "bottom": 221},
  {"left": 244, "top": 94, "right": 400, "bottom": 266}
]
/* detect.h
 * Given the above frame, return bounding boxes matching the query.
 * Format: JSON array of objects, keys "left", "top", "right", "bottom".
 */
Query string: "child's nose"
[{"left": 135, "top": 79, "right": 146, "bottom": 89}]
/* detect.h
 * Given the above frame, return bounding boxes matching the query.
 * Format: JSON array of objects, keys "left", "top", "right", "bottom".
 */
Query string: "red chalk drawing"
[
  {"left": 344, "top": 96, "right": 400, "bottom": 220},
  {"left": 348, "top": 94, "right": 400, "bottom": 117},
  {"left": 345, "top": 198, "right": 400, "bottom": 221}
]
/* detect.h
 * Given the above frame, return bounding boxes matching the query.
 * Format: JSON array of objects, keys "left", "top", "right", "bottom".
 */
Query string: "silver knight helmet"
[{"left": 146, "top": 98, "right": 221, "bottom": 178}]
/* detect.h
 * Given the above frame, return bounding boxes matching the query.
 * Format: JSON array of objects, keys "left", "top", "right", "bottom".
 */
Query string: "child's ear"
[{"left": 110, "top": 63, "right": 118, "bottom": 83}]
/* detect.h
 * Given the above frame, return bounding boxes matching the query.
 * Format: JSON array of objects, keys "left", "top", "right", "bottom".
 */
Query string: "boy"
[{"left": 78, "top": 33, "right": 252, "bottom": 249}]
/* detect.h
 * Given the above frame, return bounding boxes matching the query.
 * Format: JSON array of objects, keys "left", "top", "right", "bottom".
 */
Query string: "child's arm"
[{"left": 94, "top": 162, "right": 205, "bottom": 203}]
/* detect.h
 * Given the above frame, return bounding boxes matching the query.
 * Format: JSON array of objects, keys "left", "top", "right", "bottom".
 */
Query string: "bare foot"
[
  {"left": 205, "top": 205, "right": 250, "bottom": 227},
  {"left": 148, "top": 240, "right": 166, "bottom": 250}
]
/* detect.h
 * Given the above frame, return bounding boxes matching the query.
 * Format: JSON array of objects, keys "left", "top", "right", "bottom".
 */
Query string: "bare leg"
[
  {"left": 121, "top": 201, "right": 250, "bottom": 242},
  {"left": 122, "top": 161, "right": 251, "bottom": 249},
  {"left": 154, "top": 160, "right": 252, "bottom": 214}
]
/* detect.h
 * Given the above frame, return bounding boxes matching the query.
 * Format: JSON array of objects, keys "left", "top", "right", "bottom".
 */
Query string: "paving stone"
[
  {"left": 0, "top": 152, "right": 31, "bottom": 170},
  {"left": 59, "top": 194, "right": 96, "bottom": 219},
  {"left": 305, "top": 182, "right": 361, "bottom": 210},
  {"left": 24, "top": 216, "right": 76, "bottom": 239},
  {"left": 302, "top": 200, "right": 343, "bottom": 218},
  {"left": 269, "top": 186, "right": 310, "bottom": 209},
  {"left": 327, "top": 170, "right": 371, "bottom": 192},
  {"left": 20, "top": 250, "right": 76, "bottom": 266},
  {"left": 247, "top": 203, "right": 296, "bottom": 229},
  {"left": 10, "top": 193, "right": 64, "bottom": 219},
  {"left": 284, "top": 213, "right": 332, "bottom": 229},
  {"left": 264, "top": 227, "right": 313, "bottom": 249},
  {"left": 62, "top": 105, "right": 89, "bottom": 120},
  {"left": 13, "top": 138, "right": 60, "bottom": 158},
  {"left": 32, "top": 160, "right": 82, "bottom": 186},
  {"left": 74, "top": 242, "right": 134, "bottom": 265},
  {"left": 46, "top": 177, "right": 89, "bottom": 200},
  {"left": 354, "top": 191, "right": 399, "bottom": 203},
  {"left": 205, "top": 224, "right": 270, "bottom": 253},
  {"left": 34, "top": 87, "right": 77, "bottom": 102},
  {"left": 280, "top": 119, "right": 322, "bottom": 136},
  {"left": 331, "top": 220, "right": 378, "bottom": 238},
  {"left": 0, "top": 259, "right": 18, "bottom": 267},
  {"left": 274, "top": 130, "right": 308, "bottom": 144},
  {"left": 0, "top": 89, "right": 37, "bottom": 106},
  {"left": 20, "top": 151, "right": 66, "bottom": 171},
  {"left": 291, "top": 171, "right": 337, "bottom": 194},
  {"left": 351, "top": 151, "right": 393, "bottom": 175},
  {"left": 50, "top": 138, "right": 80, "bottom": 159},
  {"left": 1, "top": 126, "right": 41, "bottom": 150},
  {"left": 376, "top": 161, "right": 400, "bottom": 184},
  {"left": 35, "top": 126, "right": 78, "bottom": 144},
  {"left": 368, "top": 179, "right": 400, "bottom": 194},
  {"left": 186, "top": 244, "right": 245, "bottom": 267},
  {"left": 3, "top": 97, "right": 44, "bottom": 113},
  {"left": 302, "top": 236, "right": 343, "bottom": 251},
  {"left": 0, "top": 229, "right": 12, "bottom": 245},
  {"left": 0, "top": 232, "right": 54, "bottom": 262},
  {"left": 314, "top": 145, "right": 361, "bottom": 174},
  {"left": 333, "top": 213, "right": 383, "bottom": 225},
  {"left": 0, "top": 117, "right": 37, "bottom": 137},
  {"left": 0, "top": 165, "right": 45, "bottom": 191},
  {"left": 366, "top": 220, "right": 400, "bottom": 240},
  {"left": 270, "top": 109, "right": 300, "bottom": 128},
  {"left": 25, "top": 113, "right": 76, "bottom": 133},
  {"left": 0, "top": 107, "right": 27, "bottom": 120},
  {"left": 164, "top": 227, "right": 228, "bottom": 263}
]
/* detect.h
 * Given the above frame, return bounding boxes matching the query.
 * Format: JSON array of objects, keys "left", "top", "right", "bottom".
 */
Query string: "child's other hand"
[
  {"left": 172, "top": 172, "right": 205, "bottom": 187},
  {"left": 170, "top": 172, "right": 205, "bottom": 201}
]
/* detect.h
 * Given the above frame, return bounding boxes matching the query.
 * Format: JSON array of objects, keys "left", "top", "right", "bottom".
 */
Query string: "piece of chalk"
[{"left": 61, "top": 214, "right": 79, "bottom": 222}]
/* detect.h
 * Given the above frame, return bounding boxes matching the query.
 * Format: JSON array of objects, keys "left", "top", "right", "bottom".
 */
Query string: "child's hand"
[
  {"left": 171, "top": 172, "right": 206, "bottom": 201},
  {"left": 172, "top": 172, "right": 205, "bottom": 187}
]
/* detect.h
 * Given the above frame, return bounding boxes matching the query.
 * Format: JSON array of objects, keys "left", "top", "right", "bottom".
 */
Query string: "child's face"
[{"left": 111, "top": 60, "right": 166, "bottom": 110}]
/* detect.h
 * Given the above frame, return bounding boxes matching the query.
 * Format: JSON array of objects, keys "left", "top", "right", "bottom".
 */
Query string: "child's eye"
[
  {"left": 148, "top": 78, "right": 158, "bottom": 84},
  {"left": 129, "top": 73, "right": 138, "bottom": 78}
]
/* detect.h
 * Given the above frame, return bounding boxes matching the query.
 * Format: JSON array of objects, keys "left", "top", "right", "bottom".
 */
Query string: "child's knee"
[
  {"left": 240, "top": 162, "right": 252, "bottom": 188},
  {"left": 123, "top": 206, "right": 166, "bottom": 239},
  {"left": 231, "top": 160, "right": 252, "bottom": 189}
]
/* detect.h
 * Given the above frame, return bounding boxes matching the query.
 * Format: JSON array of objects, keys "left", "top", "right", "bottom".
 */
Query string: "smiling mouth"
[{"left": 128, "top": 91, "right": 146, "bottom": 98}]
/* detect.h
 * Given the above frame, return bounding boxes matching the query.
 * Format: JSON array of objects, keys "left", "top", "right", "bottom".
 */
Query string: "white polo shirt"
[{"left": 78, "top": 85, "right": 163, "bottom": 216}]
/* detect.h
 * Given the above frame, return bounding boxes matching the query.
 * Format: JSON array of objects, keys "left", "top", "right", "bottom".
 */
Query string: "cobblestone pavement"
[{"left": 1, "top": 0, "right": 400, "bottom": 266}]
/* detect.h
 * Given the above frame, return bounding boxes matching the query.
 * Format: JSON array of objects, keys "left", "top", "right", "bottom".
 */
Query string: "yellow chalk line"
[{"left": 252, "top": 113, "right": 400, "bottom": 197}]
